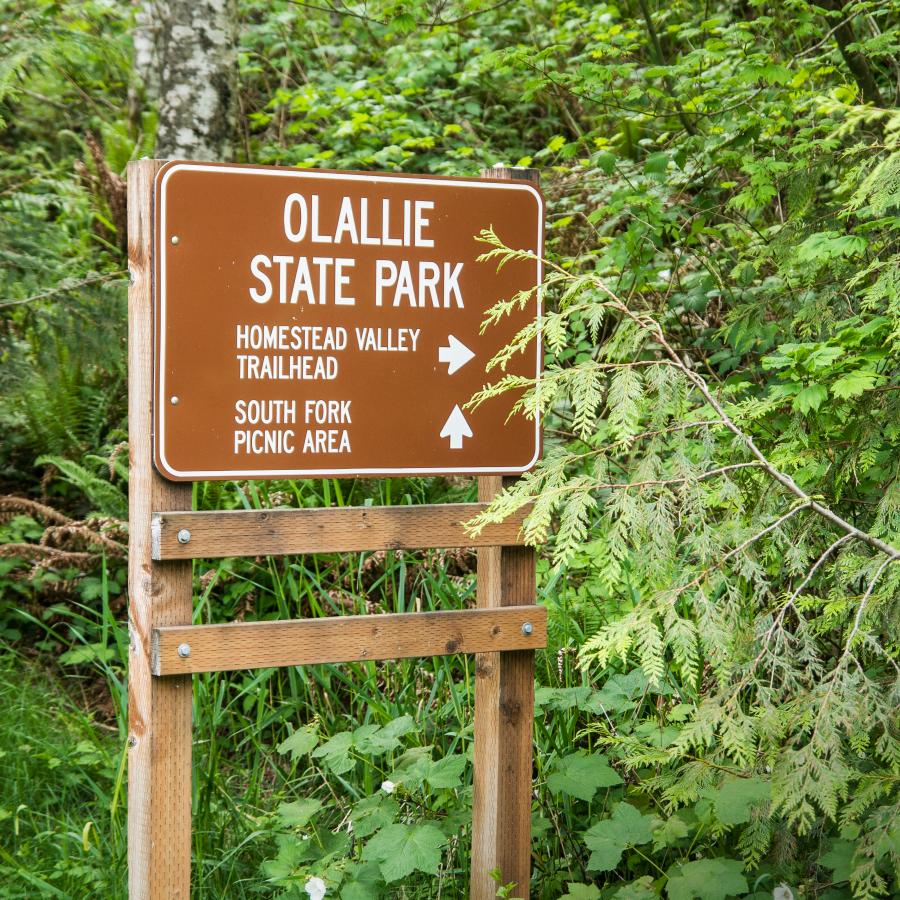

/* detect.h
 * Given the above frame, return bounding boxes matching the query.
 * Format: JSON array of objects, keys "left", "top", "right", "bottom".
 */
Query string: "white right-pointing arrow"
[
  {"left": 440, "top": 405, "right": 473, "bottom": 449},
  {"left": 438, "top": 334, "right": 476, "bottom": 375}
]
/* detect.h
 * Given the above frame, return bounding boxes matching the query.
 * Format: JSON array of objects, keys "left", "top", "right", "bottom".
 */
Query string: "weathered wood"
[
  {"left": 128, "top": 159, "right": 193, "bottom": 900},
  {"left": 471, "top": 162, "right": 541, "bottom": 900},
  {"left": 151, "top": 502, "right": 528, "bottom": 560},
  {"left": 152, "top": 606, "right": 546, "bottom": 675}
]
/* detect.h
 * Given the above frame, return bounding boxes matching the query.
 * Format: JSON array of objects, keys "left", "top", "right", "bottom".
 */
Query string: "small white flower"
[
  {"left": 381, "top": 780, "right": 396, "bottom": 794},
  {"left": 305, "top": 876, "right": 326, "bottom": 900},
  {"left": 773, "top": 885, "right": 793, "bottom": 900}
]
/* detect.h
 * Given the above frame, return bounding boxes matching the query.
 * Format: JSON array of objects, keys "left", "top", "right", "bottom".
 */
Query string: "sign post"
[
  {"left": 127, "top": 158, "right": 544, "bottom": 899},
  {"left": 127, "top": 158, "right": 193, "bottom": 899},
  {"left": 472, "top": 165, "right": 540, "bottom": 899}
]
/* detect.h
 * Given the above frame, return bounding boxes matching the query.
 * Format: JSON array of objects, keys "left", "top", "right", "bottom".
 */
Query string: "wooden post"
[
  {"left": 472, "top": 166, "right": 540, "bottom": 899},
  {"left": 127, "top": 158, "right": 194, "bottom": 899}
]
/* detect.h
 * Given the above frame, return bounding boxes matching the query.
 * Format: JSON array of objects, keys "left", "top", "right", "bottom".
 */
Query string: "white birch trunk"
[{"left": 136, "top": 0, "right": 237, "bottom": 161}]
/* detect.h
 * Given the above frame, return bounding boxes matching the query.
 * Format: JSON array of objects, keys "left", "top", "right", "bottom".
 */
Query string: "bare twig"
[
  {"left": 285, "top": 0, "right": 515, "bottom": 28},
  {"left": 0, "top": 272, "right": 126, "bottom": 310},
  {"left": 671, "top": 502, "right": 813, "bottom": 599},
  {"left": 740, "top": 533, "right": 854, "bottom": 688},
  {"left": 841, "top": 555, "right": 899, "bottom": 658}
]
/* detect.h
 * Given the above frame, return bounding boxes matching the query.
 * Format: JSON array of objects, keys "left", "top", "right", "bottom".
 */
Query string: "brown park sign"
[{"left": 152, "top": 161, "right": 543, "bottom": 480}]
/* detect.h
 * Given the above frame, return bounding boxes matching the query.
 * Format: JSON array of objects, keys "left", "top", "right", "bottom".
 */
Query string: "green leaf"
[
  {"left": 362, "top": 823, "right": 446, "bottom": 882},
  {"left": 588, "top": 669, "right": 652, "bottom": 714},
  {"left": 426, "top": 754, "right": 466, "bottom": 790},
  {"left": 276, "top": 726, "right": 319, "bottom": 761},
  {"left": 312, "top": 731, "right": 355, "bottom": 774},
  {"left": 547, "top": 135, "right": 566, "bottom": 152},
  {"left": 340, "top": 861, "right": 383, "bottom": 900},
  {"left": 535, "top": 685, "right": 594, "bottom": 713},
  {"left": 614, "top": 876, "right": 659, "bottom": 899},
  {"left": 356, "top": 715, "right": 414, "bottom": 754},
  {"left": 653, "top": 813, "right": 690, "bottom": 849},
  {"left": 793, "top": 383, "right": 827, "bottom": 414},
  {"left": 831, "top": 370, "right": 880, "bottom": 399},
  {"left": 341, "top": 881, "right": 379, "bottom": 900},
  {"left": 666, "top": 858, "right": 748, "bottom": 900},
  {"left": 820, "top": 839, "right": 854, "bottom": 883},
  {"left": 59, "top": 644, "right": 116, "bottom": 665},
  {"left": 795, "top": 231, "right": 867, "bottom": 263},
  {"left": 389, "top": 12, "right": 416, "bottom": 33},
  {"left": 595, "top": 151, "right": 617, "bottom": 174},
  {"left": 806, "top": 345, "right": 845, "bottom": 370},
  {"left": 389, "top": 746, "right": 434, "bottom": 787},
  {"left": 548, "top": 752, "right": 622, "bottom": 802},
  {"left": 712, "top": 777, "right": 770, "bottom": 826},
  {"left": 276, "top": 797, "right": 322, "bottom": 828},
  {"left": 584, "top": 803, "right": 655, "bottom": 871},
  {"left": 350, "top": 794, "right": 399, "bottom": 839},
  {"left": 645, "top": 152, "right": 668, "bottom": 174},
  {"left": 564, "top": 884, "right": 602, "bottom": 899}
]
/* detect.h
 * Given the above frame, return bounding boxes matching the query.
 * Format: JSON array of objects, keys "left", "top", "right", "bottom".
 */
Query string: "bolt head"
[
  {"left": 170, "top": 395, "right": 179, "bottom": 405},
  {"left": 177, "top": 643, "right": 191, "bottom": 658},
  {"left": 521, "top": 621, "right": 533, "bottom": 636},
  {"left": 170, "top": 235, "right": 179, "bottom": 245},
  {"left": 177, "top": 528, "right": 191, "bottom": 544}
]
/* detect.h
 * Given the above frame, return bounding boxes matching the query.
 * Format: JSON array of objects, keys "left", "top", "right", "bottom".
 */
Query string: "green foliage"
[
  {"left": 362, "top": 823, "right": 447, "bottom": 882},
  {"left": 0, "top": 650, "right": 125, "bottom": 897},
  {"left": 546, "top": 751, "right": 622, "bottom": 802},
  {"left": 666, "top": 859, "right": 748, "bottom": 900},
  {"left": 583, "top": 803, "right": 655, "bottom": 872}
]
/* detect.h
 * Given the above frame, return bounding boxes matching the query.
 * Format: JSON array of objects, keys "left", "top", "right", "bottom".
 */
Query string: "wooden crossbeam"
[
  {"left": 152, "top": 605, "right": 546, "bottom": 675},
  {"left": 151, "top": 502, "right": 527, "bottom": 560}
]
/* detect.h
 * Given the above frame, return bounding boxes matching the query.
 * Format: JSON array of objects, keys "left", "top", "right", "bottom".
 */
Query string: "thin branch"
[
  {"left": 841, "top": 555, "right": 899, "bottom": 658},
  {"left": 784, "top": 534, "right": 855, "bottom": 613},
  {"left": 669, "top": 502, "right": 813, "bottom": 600},
  {"left": 737, "top": 533, "right": 855, "bottom": 691},
  {"left": 594, "top": 461, "right": 764, "bottom": 492},
  {"left": 589, "top": 282, "right": 900, "bottom": 562},
  {"left": 0, "top": 272, "right": 126, "bottom": 310},
  {"left": 285, "top": 0, "right": 515, "bottom": 28},
  {"left": 637, "top": 0, "right": 699, "bottom": 136}
]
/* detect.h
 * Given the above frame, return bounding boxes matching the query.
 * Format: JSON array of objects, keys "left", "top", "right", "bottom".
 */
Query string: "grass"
[
  {"left": 0, "top": 478, "right": 596, "bottom": 897},
  {"left": 0, "top": 649, "right": 126, "bottom": 898}
]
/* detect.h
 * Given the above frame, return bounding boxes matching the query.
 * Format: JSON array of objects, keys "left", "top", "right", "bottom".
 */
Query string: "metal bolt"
[
  {"left": 170, "top": 395, "right": 179, "bottom": 405},
  {"left": 171, "top": 235, "right": 180, "bottom": 245},
  {"left": 177, "top": 643, "right": 191, "bottom": 658},
  {"left": 177, "top": 528, "right": 191, "bottom": 544},
  {"left": 521, "top": 621, "right": 533, "bottom": 636}
]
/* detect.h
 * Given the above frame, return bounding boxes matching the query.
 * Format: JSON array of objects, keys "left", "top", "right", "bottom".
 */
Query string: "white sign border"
[{"left": 155, "top": 162, "right": 543, "bottom": 480}]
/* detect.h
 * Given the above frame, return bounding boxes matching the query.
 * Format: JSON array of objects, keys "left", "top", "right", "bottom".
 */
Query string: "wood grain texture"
[
  {"left": 472, "top": 476, "right": 537, "bottom": 899},
  {"left": 151, "top": 502, "right": 528, "bottom": 560},
  {"left": 472, "top": 166, "right": 540, "bottom": 900},
  {"left": 152, "top": 605, "right": 546, "bottom": 675},
  {"left": 127, "top": 159, "right": 193, "bottom": 900}
]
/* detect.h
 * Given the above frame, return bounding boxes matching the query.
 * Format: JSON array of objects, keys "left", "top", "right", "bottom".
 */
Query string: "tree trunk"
[
  {"left": 142, "top": 0, "right": 238, "bottom": 161},
  {"left": 820, "top": 0, "right": 884, "bottom": 106}
]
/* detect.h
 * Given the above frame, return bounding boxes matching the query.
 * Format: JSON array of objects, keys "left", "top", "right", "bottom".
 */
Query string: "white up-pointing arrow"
[
  {"left": 440, "top": 405, "right": 473, "bottom": 449},
  {"left": 438, "top": 335, "right": 475, "bottom": 375}
]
